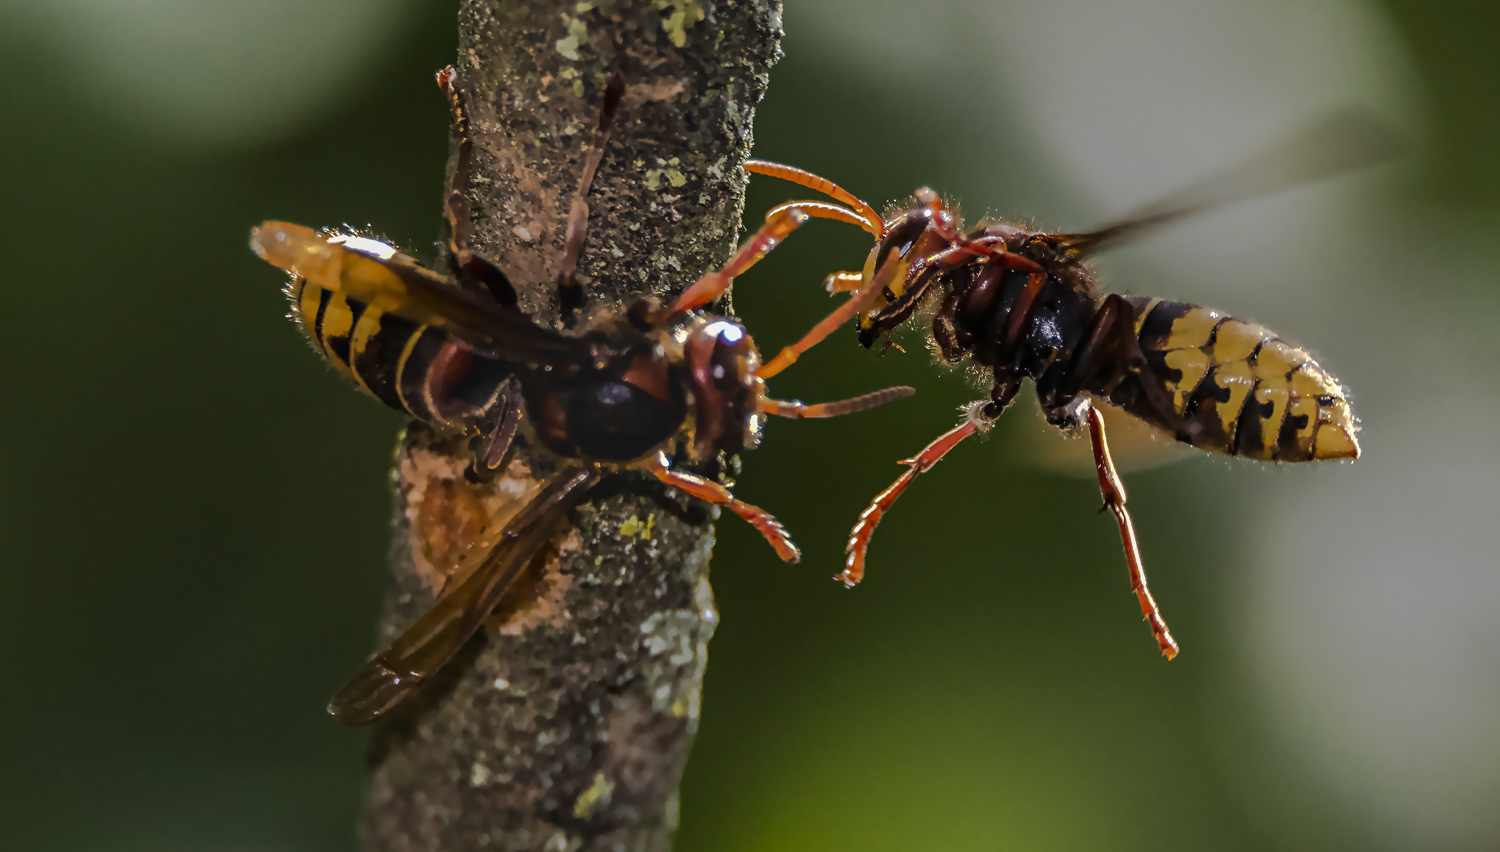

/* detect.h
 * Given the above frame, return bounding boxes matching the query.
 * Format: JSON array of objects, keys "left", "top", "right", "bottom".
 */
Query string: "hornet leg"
[
  {"left": 645, "top": 453, "right": 800, "bottom": 563},
  {"left": 554, "top": 75, "right": 625, "bottom": 326},
  {"left": 841, "top": 398, "right": 1001, "bottom": 586},
  {"left": 666, "top": 206, "right": 812, "bottom": 315},
  {"left": 438, "top": 66, "right": 520, "bottom": 307},
  {"left": 755, "top": 248, "right": 906, "bottom": 379},
  {"left": 1084, "top": 401, "right": 1180, "bottom": 659},
  {"left": 744, "top": 160, "right": 885, "bottom": 236}
]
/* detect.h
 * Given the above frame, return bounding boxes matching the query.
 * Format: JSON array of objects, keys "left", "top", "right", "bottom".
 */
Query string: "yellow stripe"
[
  {"left": 1165, "top": 306, "right": 1225, "bottom": 350},
  {"left": 295, "top": 279, "right": 321, "bottom": 335},
  {"left": 1289, "top": 363, "right": 1339, "bottom": 399},
  {"left": 1207, "top": 361, "right": 1256, "bottom": 441},
  {"left": 1211, "top": 320, "right": 1271, "bottom": 362},
  {"left": 1252, "top": 339, "right": 1302, "bottom": 380},
  {"left": 1162, "top": 348, "right": 1210, "bottom": 414},
  {"left": 393, "top": 324, "right": 429, "bottom": 418},
  {"left": 318, "top": 292, "right": 359, "bottom": 380},
  {"left": 1133, "top": 297, "right": 1162, "bottom": 336},
  {"left": 1251, "top": 381, "right": 1290, "bottom": 459},
  {"left": 347, "top": 304, "right": 387, "bottom": 398},
  {"left": 1286, "top": 397, "right": 1320, "bottom": 457}
]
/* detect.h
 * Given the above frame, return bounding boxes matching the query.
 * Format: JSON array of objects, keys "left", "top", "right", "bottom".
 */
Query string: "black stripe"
[
  {"left": 396, "top": 327, "right": 447, "bottom": 421},
  {"left": 1182, "top": 365, "right": 1238, "bottom": 453},
  {"left": 324, "top": 298, "right": 368, "bottom": 367},
  {"left": 352, "top": 309, "right": 419, "bottom": 412},
  {"left": 1135, "top": 299, "right": 1193, "bottom": 352},
  {"left": 1232, "top": 379, "right": 1271, "bottom": 457},
  {"left": 1277, "top": 407, "right": 1313, "bottom": 462},
  {"left": 1183, "top": 364, "right": 1229, "bottom": 418},
  {"left": 1204, "top": 317, "right": 1229, "bottom": 349},
  {"left": 1126, "top": 296, "right": 1161, "bottom": 331},
  {"left": 312, "top": 285, "right": 332, "bottom": 343},
  {"left": 1142, "top": 350, "right": 1177, "bottom": 384},
  {"left": 1248, "top": 336, "right": 1276, "bottom": 364}
]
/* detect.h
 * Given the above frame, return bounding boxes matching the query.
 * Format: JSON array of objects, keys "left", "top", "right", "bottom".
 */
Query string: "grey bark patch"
[{"left": 356, "top": 2, "right": 782, "bottom": 851}]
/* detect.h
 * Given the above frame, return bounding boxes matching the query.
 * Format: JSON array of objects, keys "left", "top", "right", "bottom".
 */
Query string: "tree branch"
[{"left": 358, "top": 2, "right": 783, "bottom": 850}]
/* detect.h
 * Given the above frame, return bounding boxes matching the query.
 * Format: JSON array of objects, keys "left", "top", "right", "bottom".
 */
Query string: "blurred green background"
[{"left": 2, "top": 1, "right": 1497, "bottom": 850}]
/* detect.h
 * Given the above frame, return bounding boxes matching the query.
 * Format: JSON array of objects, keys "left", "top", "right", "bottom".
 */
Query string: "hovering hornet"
[
  {"left": 744, "top": 113, "right": 1393, "bottom": 659},
  {"left": 251, "top": 67, "right": 913, "bottom": 725}
]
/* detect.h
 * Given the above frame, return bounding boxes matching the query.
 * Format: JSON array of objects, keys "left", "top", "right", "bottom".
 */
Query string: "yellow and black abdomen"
[
  {"left": 288, "top": 278, "right": 511, "bottom": 434},
  {"left": 1117, "top": 296, "right": 1359, "bottom": 461}
]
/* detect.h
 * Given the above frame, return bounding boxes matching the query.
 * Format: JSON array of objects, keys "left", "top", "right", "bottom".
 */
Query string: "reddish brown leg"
[
  {"left": 841, "top": 411, "right": 982, "bottom": 586},
  {"left": 945, "top": 237, "right": 1044, "bottom": 273},
  {"left": 745, "top": 159, "right": 885, "bottom": 236},
  {"left": 438, "top": 66, "right": 518, "bottom": 307},
  {"left": 909, "top": 191, "right": 1042, "bottom": 272},
  {"left": 823, "top": 271, "right": 864, "bottom": 293},
  {"left": 1059, "top": 294, "right": 1176, "bottom": 427},
  {"left": 759, "top": 202, "right": 885, "bottom": 298},
  {"left": 668, "top": 206, "right": 810, "bottom": 315},
  {"left": 761, "top": 385, "right": 915, "bottom": 419},
  {"left": 438, "top": 66, "right": 473, "bottom": 255},
  {"left": 755, "top": 250, "right": 905, "bottom": 379},
  {"left": 479, "top": 378, "right": 522, "bottom": 470},
  {"left": 914, "top": 187, "right": 957, "bottom": 240},
  {"left": 995, "top": 273, "right": 1049, "bottom": 365},
  {"left": 1085, "top": 402, "right": 1180, "bottom": 659},
  {"left": 766, "top": 200, "right": 873, "bottom": 234},
  {"left": 555, "top": 75, "right": 625, "bottom": 325},
  {"left": 867, "top": 243, "right": 1042, "bottom": 335},
  {"left": 645, "top": 453, "right": 800, "bottom": 562},
  {"left": 901, "top": 239, "right": 1039, "bottom": 282}
]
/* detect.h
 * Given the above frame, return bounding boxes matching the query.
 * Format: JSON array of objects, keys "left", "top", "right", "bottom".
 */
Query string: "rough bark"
[{"left": 356, "top": 3, "right": 783, "bottom": 851}]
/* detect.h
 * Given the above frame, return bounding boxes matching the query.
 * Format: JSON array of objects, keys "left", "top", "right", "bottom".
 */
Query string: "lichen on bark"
[{"left": 357, "top": 2, "right": 783, "bottom": 851}]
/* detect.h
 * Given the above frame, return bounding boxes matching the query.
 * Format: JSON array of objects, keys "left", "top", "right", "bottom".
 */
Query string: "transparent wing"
[
  {"left": 1051, "top": 110, "right": 1403, "bottom": 259},
  {"left": 328, "top": 467, "right": 599, "bottom": 726},
  {"left": 251, "top": 222, "right": 594, "bottom": 367}
]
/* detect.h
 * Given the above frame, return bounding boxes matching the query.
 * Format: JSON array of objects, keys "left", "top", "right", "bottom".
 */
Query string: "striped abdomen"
[
  {"left": 1115, "top": 297, "right": 1359, "bottom": 461},
  {"left": 288, "top": 278, "right": 511, "bottom": 434}
]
